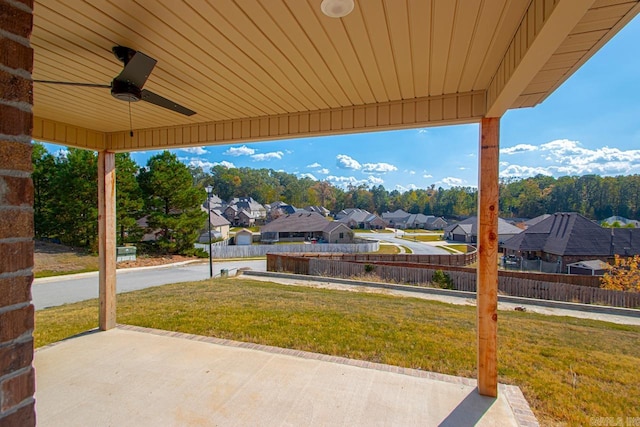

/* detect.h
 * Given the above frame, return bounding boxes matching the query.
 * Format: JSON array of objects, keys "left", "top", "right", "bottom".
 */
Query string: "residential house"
[
  {"left": 443, "top": 217, "right": 522, "bottom": 244},
  {"left": 260, "top": 212, "right": 354, "bottom": 243},
  {"left": 230, "top": 197, "right": 267, "bottom": 221},
  {"left": 304, "top": 206, "right": 330, "bottom": 217},
  {"left": 502, "top": 212, "right": 640, "bottom": 273},
  {"left": 381, "top": 209, "right": 447, "bottom": 230},
  {"left": 268, "top": 201, "right": 298, "bottom": 221},
  {"left": 198, "top": 207, "right": 231, "bottom": 242},
  {"left": 323, "top": 222, "right": 354, "bottom": 244},
  {"left": 205, "top": 193, "right": 226, "bottom": 211},
  {"left": 334, "top": 208, "right": 359, "bottom": 220},
  {"left": 335, "top": 208, "right": 386, "bottom": 230}
]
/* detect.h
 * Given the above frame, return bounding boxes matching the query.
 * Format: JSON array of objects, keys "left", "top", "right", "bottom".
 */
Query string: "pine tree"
[{"left": 138, "top": 151, "right": 206, "bottom": 254}]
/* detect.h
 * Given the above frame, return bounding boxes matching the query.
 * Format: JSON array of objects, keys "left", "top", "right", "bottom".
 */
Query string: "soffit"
[{"left": 30, "top": 0, "right": 640, "bottom": 149}]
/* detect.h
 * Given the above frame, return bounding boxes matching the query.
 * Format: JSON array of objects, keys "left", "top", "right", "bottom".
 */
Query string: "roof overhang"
[{"left": 31, "top": 0, "right": 640, "bottom": 151}]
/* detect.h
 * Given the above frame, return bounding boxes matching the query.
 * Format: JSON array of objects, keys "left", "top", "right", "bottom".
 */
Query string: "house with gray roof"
[
  {"left": 260, "top": 212, "right": 354, "bottom": 243},
  {"left": 304, "top": 206, "right": 330, "bottom": 217},
  {"left": 381, "top": 209, "right": 447, "bottom": 230},
  {"left": 502, "top": 212, "right": 640, "bottom": 273},
  {"left": 335, "top": 209, "right": 386, "bottom": 230},
  {"left": 444, "top": 217, "right": 522, "bottom": 244}
]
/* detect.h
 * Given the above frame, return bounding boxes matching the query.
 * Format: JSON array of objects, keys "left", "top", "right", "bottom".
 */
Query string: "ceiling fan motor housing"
[{"left": 111, "top": 79, "right": 142, "bottom": 102}]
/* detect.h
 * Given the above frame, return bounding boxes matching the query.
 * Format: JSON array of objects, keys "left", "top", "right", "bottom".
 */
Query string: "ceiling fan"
[{"left": 34, "top": 45, "right": 196, "bottom": 116}]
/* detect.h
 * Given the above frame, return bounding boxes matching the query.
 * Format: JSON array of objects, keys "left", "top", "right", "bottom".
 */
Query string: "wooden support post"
[
  {"left": 477, "top": 117, "right": 500, "bottom": 397},
  {"left": 98, "top": 151, "right": 116, "bottom": 330}
]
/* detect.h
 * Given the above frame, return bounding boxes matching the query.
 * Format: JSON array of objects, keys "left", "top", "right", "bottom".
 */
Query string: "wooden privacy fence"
[
  {"left": 266, "top": 253, "right": 640, "bottom": 309},
  {"left": 196, "top": 240, "right": 379, "bottom": 259}
]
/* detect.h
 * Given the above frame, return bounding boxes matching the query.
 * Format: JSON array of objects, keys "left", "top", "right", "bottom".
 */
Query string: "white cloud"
[
  {"left": 179, "top": 146, "right": 207, "bottom": 155},
  {"left": 326, "top": 175, "right": 370, "bottom": 189},
  {"left": 299, "top": 173, "right": 317, "bottom": 181},
  {"left": 423, "top": 174, "right": 433, "bottom": 179},
  {"left": 498, "top": 139, "right": 640, "bottom": 179},
  {"left": 217, "top": 160, "right": 235, "bottom": 169},
  {"left": 368, "top": 176, "right": 384, "bottom": 185},
  {"left": 327, "top": 175, "right": 360, "bottom": 184},
  {"left": 188, "top": 159, "right": 235, "bottom": 171},
  {"left": 500, "top": 165, "right": 553, "bottom": 178},
  {"left": 307, "top": 162, "right": 321, "bottom": 168},
  {"left": 441, "top": 177, "right": 465, "bottom": 187},
  {"left": 251, "top": 151, "right": 284, "bottom": 161},
  {"left": 458, "top": 167, "right": 467, "bottom": 170},
  {"left": 395, "top": 184, "right": 418, "bottom": 193},
  {"left": 317, "top": 168, "right": 330, "bottom": 175},
  {"left": 224, "top": 145, "right": 255, "bottom": 156},
  {"left": 336, "top": 154, "right": 361, "bottom": 170},
  {"left": 500, "top": 144, "right": 539, "bottom": 155},
  {"left": 362, "top": 162, "right": 398, "bottom": 173},
  {"left": 407, "top": 170, "right": 416, "bottom": 175}
]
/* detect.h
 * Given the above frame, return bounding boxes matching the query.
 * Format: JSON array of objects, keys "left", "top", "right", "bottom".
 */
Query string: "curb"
[{"left": 242, "top": 270, "right": 640, "bottom": 319}]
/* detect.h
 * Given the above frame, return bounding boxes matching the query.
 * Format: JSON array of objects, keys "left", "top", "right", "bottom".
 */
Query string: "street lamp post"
[{"left": 205, "top": 185, "right": 213, "bottom": 278}]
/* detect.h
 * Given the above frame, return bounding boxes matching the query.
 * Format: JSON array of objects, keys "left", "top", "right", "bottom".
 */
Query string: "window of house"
[{"left": 339, "top": 232, "right": 344, "bottom": 238}]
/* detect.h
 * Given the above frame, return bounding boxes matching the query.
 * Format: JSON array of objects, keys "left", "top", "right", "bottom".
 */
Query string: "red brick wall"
[{"left": 0, "top": 0, "right": 36, "bottom": 425}]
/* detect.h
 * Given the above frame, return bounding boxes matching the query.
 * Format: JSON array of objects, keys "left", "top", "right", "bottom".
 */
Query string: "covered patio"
[
  {"left": 1, "top": 0, "right": 639, "bottom": 424},
  {"left": 35, "top": 325, "right": 534, "bottom": 426}
]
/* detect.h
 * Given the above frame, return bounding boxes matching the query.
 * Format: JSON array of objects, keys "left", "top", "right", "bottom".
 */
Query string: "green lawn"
[
  {"left": 374, "top": 244, "right": 401, "bottom": 254},
  {"left": 35, "top": 278, "right": 640, "bottom": 425},
  {"left": 400, "top": 234, "right": 442, "bottom": 242}
]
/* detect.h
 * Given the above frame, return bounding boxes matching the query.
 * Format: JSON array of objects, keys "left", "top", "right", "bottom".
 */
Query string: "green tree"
[
  {"left": 50, "top": 149, "right": 98, "bottom": 248},
  {"left": 115, "top": 153, "right": 144, "bottom": 245},
  {"left": 138, "top": 151, "right": 206, "bottom": 254},
  {"left": 32, "top": 142, "right": 56, "bottom": 238}
]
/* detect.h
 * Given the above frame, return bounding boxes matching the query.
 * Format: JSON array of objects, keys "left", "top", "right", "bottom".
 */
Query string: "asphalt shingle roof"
[
  {"left": 502, "top": 212, "right": 640, "bottom": 256},
  {"left": 260, "top": 212, "right": 330, "bottom": 233}
]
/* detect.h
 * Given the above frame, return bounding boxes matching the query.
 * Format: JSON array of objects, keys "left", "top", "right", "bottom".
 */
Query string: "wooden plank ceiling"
[{"left": 31, "top": 0, "right": 640, "bottom": 151}]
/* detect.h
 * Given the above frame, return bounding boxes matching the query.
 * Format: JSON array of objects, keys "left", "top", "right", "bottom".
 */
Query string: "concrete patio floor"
[{"left": 34, "top": 325, "right": 538, "bottom": 426}]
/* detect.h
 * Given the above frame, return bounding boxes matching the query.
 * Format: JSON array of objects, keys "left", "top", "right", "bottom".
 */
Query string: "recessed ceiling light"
[{"left": 321, "top": 0, "right": 355, "bottom": 18}]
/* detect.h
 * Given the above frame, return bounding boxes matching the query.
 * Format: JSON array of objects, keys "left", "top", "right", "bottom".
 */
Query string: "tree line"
[{"left": 33, "top": 143, "right": 640, "bottom": 253}]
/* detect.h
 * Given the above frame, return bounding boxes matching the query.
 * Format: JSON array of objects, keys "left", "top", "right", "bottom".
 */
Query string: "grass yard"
[
  {"left": 34, "top": 241, "right": 99, "bottom": 278},
  {"left": 374, "top": 244, "right": 401, "bottom": 254},
  {"left": 35, "top": 278, "right": 639, "bottom": 425},
  {"left": 437, "top": 245, "right": 458, "bottom": 254},
  {"left": 400, "top": 234, "right": 442, "bottom": 242}
]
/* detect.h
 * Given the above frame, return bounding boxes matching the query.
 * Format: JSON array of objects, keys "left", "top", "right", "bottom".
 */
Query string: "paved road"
[
  {"left": 367, "top": 232, "right": 450, "bottom": 255},
  {"left": 33, "top": 260, "right": 266, "bottom": 310}
]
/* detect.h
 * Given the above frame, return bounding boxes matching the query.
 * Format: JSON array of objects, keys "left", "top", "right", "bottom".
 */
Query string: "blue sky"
[{"left": 51, "top": 15, "right": 640, "bottom": 193}]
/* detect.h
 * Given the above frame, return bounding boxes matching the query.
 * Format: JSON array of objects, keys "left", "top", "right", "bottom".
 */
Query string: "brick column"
[{"left": 0, "top": 0, "right": 36, "bottom": 426}]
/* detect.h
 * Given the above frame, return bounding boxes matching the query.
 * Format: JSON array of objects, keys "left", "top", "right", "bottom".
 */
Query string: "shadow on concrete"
[{"left": 438, "top": 387, "right": 496, "bottom": 427}]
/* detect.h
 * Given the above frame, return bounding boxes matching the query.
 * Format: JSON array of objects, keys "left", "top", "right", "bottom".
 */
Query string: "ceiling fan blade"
[
  {"left": 115, "top": 51, "right": 157, "bottom": 88},
  {"left": 141, "top": 89, "right": 196, "bottom": 116},
  {"left": 34, "top": 80, "right": 111, "bottom": 89}
]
